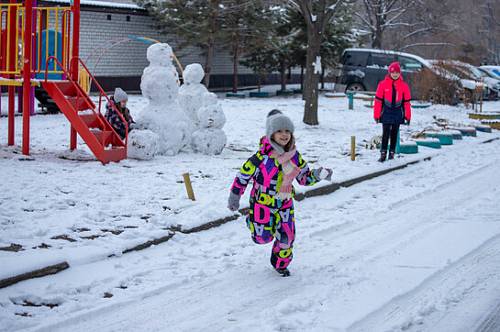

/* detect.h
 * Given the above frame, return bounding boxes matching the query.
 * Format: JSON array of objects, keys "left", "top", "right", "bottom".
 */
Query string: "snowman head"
[
  {"left": 183, "top": 63, "right": 205, "bottom": 85},
  {"left": 147, "top": 43, "right": 174, "bottom": 67}
]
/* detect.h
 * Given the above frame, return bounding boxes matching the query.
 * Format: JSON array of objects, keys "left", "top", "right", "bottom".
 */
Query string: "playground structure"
[{"left": 0, "top": 0, "right": 128, "bottom": 163}]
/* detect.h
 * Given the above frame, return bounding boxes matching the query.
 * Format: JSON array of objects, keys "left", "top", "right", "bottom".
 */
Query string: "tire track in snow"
[
  {"left": 9, "top": 139, "right": 500, "bottom": 332},
  {"left": 347, "top": 235, "right": 500, "bottom": 332}
]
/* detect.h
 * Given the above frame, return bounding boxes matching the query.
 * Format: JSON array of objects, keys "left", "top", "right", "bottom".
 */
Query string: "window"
[
  {"left": 126, "top": 15, "right": 131, "bottom": 22},
  {"left": 399, "top": 56, "right": 423, "bottom": 72},
  {"left": 343, "top": 51, "right": 369, "bottom": 67},
  {"left": 107, "top": 14, "right": 112, "bottom": 20},
  {"left": 368, "top": 53, "right": 396, "bottom": 69}
]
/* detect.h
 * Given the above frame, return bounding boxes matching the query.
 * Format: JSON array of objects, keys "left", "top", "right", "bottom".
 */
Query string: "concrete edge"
[
  {"left": 0, "top": 262, "right": 70, "bottom": 289},
  {"left": 296, "top": 156, "right": 432, "bottom": 201}
]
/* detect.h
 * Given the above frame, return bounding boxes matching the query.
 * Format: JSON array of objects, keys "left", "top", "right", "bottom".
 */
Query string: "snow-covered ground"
[{"left": 1, "top": 94, "right": 499, "bottom": 331}]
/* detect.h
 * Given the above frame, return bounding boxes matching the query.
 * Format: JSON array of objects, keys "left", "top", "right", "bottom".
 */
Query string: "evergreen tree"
[
  {"left": 135, "top": 0, "right": 224, "bottom": 87},
  {"left": 221, "top": 0, "right": 269, "bottom": 93}
]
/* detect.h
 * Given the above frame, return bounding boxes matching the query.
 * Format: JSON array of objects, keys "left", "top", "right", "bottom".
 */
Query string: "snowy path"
[{"left": 2, "top": 128, "right": 499, "bottom": 331}]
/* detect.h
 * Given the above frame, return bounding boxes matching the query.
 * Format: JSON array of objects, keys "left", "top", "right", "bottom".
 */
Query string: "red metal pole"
[
  {"left": 70, "top": 0, "right": 80, "bottom": 150},
  {"left": 7, "top": 0, "right": 17, "bottom": 146},
  {"left": 8, "top": 87, "right": 15, "bottom": 145},
  {"left": 22, "top": 0, "right": 33, "bottom": 155}
]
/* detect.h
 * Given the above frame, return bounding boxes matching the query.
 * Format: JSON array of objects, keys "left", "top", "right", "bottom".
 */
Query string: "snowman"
[
  {"left": 178, "top": 63, "right": 209, "bottom": 128},
  {"left": 136, "top": 43, "right": 191, "bottom": 156},
  {"left": 191, "top": 92, "right": 227, "bottom": 155}
]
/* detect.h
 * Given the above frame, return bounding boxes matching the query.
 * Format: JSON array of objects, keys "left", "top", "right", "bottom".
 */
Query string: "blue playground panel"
[{"left": 35, "top": 30, "right": 63, "bottom": 80}]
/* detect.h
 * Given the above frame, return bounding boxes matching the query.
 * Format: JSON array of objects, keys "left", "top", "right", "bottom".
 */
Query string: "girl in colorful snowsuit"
[
  {"left": 228, "top": 110, "right": 332, "bottom": 277},
  {"left": 373, "top": 61, "right": 412, "bottom": 162}
]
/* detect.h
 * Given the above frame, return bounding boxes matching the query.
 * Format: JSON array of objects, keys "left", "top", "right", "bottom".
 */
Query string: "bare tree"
[
  {"left": 479, "top": 1, "right": 500, "bottom": 64},
  {"left": 289, "top": 0, "right": 352, "bottom": 125},
  {"left": 354, "top": 0, "right": 452, "bottom": 49}
]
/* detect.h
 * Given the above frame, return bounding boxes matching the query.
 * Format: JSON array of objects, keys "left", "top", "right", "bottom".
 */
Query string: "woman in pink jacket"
[{"left": 373, "top": 62, "right": 412, "bottom": 162}]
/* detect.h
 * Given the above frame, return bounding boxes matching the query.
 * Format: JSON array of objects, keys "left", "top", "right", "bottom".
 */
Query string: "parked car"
[
  {"left": 428, "top": 60, "right": 490, "bottom": 100},
  {"left": 479, "top": 65, "right": 500, "bottom": 80},
  {"left": 337, "top": 48, "right": 428, "bottom": 93},
  {"left": 442, "top": 60, "right": 499, "bottom": 100},
  {"left": 336, "top": 48, "right": 484, "bottom": 102}
]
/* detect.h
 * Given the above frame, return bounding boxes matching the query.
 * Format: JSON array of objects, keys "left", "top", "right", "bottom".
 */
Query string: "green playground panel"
[
  {"left": 226, "top": 93, "right": 246, "bottom": 98},
  {"left": 411, "top": 103, "right": 432, "bottom": 109},
  {"left": 399, "top": 143, "right": 419, "bottom": 154},
  {"left": 276, "top": 90, "right": 295, "bottom": 96},
  {"left": 448, "top": 131, "right": 463, "bottom": 140},
  {"left": 415, "top": 139, "right": 442, "bottom": 149},
  {"left": 451, "top": 127, "right": 477, "bottom": 137},
  {"left": 468, "top": 113, "right": 500, "bottom": 120},
  {"left": 249, "top": 92, "right": 270, "bottom": 98},
  {"left": 424, "top": 132, "right": 453, "bottom": 145},
  {"left": 475, "top": 125, "right": 492, "bottom": 133}
]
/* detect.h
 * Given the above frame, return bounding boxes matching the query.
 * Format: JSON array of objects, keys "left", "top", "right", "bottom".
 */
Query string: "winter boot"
[
  {"left": 378, "top": 151, "right": 387, "bottom": 163},
  {"left": 275, "top": 268, "right": 291, "bottom": 277},
  {"left": 388, "top": 151, "right": 395, "bottom": 160}
]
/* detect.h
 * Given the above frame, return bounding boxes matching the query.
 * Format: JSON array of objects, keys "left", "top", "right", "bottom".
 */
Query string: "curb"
[
  {"left": 295, "top": 157, "right": 432, "bottom": 201},
  {"left": 0, "top": 262, "right": 69, "bottom": 289}
]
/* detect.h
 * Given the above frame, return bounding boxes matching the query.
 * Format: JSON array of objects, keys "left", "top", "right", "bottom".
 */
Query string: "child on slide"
[{"left": 228, "top": 110, "right": 333, "bottom": 277}]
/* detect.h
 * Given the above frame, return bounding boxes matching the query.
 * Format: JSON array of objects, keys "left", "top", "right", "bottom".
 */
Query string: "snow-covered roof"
[
  {"left": 42, "top": 0, "right": 142, "bottom": 10},
  {"left": 342, "top": 48, "right": 432, "bottom": 69}
]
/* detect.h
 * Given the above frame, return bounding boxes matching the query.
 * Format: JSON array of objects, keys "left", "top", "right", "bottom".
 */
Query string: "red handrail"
[
  {"left": 44, "top": 56, "right": 129, "bottom": 149},
  {"left": 75, "top": 57, "right": 129, "bottom": 146}
]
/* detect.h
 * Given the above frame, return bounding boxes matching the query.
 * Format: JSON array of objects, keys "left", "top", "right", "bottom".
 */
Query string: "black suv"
[{"left": 337, "top": 48, "right": 427, "bottom": 93}]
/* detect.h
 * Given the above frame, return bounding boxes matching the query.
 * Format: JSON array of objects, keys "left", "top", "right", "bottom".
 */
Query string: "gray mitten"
[
  {"left": 313, "top": 167, "right": 333, "bottom": 181},
  {"left": 228, "top": 192, "right": 241, "bottom": 212}
]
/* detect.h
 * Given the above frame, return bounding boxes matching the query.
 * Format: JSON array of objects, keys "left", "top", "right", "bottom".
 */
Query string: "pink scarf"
[{"left": 271, "top": 148, "right": 301, "bottom": 200}]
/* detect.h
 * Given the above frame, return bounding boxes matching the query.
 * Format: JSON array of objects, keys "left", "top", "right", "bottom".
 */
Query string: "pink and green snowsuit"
[{"left": 230, "top": 136, "right": 319, "bottom": 269}]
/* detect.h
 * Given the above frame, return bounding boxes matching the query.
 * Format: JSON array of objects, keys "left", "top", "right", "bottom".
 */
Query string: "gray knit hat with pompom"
[{"left": 266, "top": 109, "right": 294, "bottom": 140}]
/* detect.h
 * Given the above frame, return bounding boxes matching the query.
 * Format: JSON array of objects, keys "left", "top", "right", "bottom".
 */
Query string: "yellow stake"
[
  {"left": 351, "top": 136, "right": 356, "bottom": 161},
  {"left": 182, "top": 173, "right": 196, "bottom": 201}
]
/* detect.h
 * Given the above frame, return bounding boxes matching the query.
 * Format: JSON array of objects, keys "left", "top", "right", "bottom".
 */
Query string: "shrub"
[{"left": 411, "top": 67, "right": 462, "bottom": 105}]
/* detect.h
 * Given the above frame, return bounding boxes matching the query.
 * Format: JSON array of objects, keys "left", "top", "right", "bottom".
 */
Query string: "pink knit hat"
[{"left": 388, "top": 62, "right": 401, "bottom": 74}]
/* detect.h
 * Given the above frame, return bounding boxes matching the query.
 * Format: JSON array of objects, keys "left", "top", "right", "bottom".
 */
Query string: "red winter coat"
[{"left": 373, "top": 75, "right": 411, "bottom": 124}]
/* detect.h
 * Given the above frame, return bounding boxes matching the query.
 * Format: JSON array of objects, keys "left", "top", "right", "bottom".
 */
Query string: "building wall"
[
  {"left": 37, "top": 1, "right": 300, "bottom": 91},
  {"left": 78, "top": 9, "right": 261, "bottom": 91}
]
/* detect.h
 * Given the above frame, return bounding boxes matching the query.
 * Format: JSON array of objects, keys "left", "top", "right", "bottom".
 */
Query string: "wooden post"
[
  {"left": 182, "top": 173, "right": 196, "bottom": 201},
  {"left": 350, "top": 136, "right": 356, "bottom": 161},
  {"left": 479, "top": 86, "right": 483, "bottom": 113}
]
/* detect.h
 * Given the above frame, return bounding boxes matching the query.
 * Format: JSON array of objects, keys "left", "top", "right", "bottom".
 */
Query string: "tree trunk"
[
  {"left": 321, "top": 66, "right": 325, "bottom": 89},
  {"left": 303, "top": 30, "right": 321, "bottom": 126},
  {"left": 232, "top": 44, "right": 239, "bottom": 93},
  {"left": 280, "top": 60, "right": 287, "bottom": 91},
  {"left": 204, "top": 41, "right": 215, "bottom": 87},
  {"left": 300, "top": 65, "right": 304, "bottom": 92},
  {"left": 372, "top": 27, "right": 383, "bottom": 49}
]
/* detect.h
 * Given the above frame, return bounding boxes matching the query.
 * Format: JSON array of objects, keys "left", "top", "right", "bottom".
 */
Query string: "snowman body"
[
  {"left": 137, "top": 43, "right": 191, "bottom": 156},
  {"left": 191, "top": 92, "right": 227, "bottom": 155}
]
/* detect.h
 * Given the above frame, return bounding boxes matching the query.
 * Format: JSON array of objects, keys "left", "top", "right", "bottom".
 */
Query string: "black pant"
[{"left": 381, "top": 124, "right": 400, "bottom": 153}]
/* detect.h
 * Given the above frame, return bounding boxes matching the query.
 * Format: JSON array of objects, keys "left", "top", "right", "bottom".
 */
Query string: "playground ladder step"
[
  {"left": 91, "top": 129, "right": 117, "bottom": 146},
  {"left": 67, "top": 96, "right": 94, "bottom": 111},
  {"left": 42, "top": 79, "right": 127, "bottom": 164}
]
